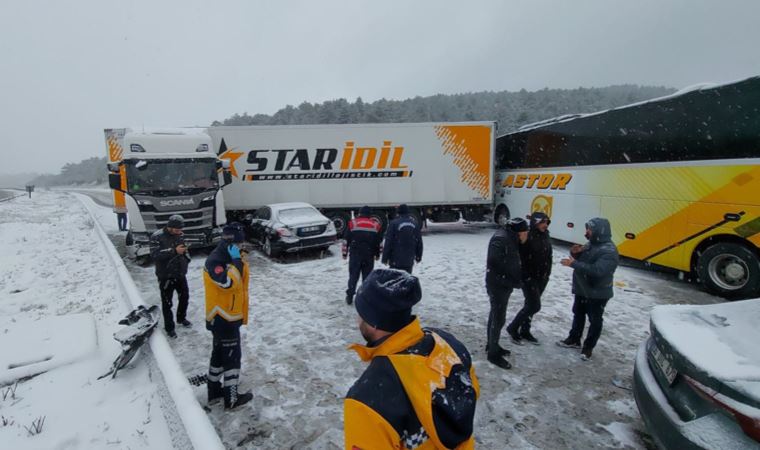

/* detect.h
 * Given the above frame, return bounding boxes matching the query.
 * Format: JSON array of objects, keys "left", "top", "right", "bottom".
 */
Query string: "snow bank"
[
  {"left": 75, "top": 193, "right": 224, "bottom": 450},
  {"left": 0, "top": 313, "right": 97, "bottom": 385},
  {"left": 0, "top": 192, "right": 173, "bottom": 449}
]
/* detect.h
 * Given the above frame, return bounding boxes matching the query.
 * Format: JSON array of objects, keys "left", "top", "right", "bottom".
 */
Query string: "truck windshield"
[{"left": 125, "top": 159, "right": 218, "bottom": 195}]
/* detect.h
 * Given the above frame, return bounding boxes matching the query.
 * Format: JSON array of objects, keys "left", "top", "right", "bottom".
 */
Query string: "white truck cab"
[{"left": 105, "top": 128, "right": 231, "bottom": 262}]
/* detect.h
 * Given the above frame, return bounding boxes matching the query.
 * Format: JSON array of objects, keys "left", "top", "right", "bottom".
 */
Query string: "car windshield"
[
  {"left": 125, "top": 159, "right": 218, "bottom": 195},
  {"left": 278, "top": 207, "right": 321, "bottom": 222}
]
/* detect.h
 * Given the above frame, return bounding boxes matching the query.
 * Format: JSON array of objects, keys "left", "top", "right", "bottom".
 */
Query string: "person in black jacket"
[
  {"left": 485, "top": 217, "right": 528, "bottom": 369},
  {"left": 381, "top": 204, "right": 423, "bottom": 274},
  {"left": 557, "top": 217, "right": 619, "bottom": 360},
  {"left": 342, "top": 205, "right": 383, "bottom": 305},
  {"left": 506, "top": 212, "right": 552, "bottom": 345},
  {"left": 150, "top": 215, "right": 191, "bottom": 338}
]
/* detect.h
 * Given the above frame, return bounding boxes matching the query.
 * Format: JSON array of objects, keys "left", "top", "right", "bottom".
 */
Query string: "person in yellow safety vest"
[
  {"left": 203, "top": 222, "right": 252, "bottom": 410},
  {"left": 345, "top": 269, "right": 480, "bottom": 449}
]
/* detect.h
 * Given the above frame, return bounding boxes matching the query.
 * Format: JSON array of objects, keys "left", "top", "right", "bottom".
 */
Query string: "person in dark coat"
[
  {"left": 150, "top": 214, "right": 191, "bottom": 338},
  {"left": 485, "top": 217, "right": 529, "bottom": 369},
  {"left": 506, "top": 212, "right": 552, "bottom": 345},
  {"left": 342, "top": 205, "right": 383, "bottom": 305},
  {"left": 381, "top": 204, "right": 423, "bottom": 274},
  {"left": 344, "top": 269, "right": 479, "bottom": 449},
  {"left": 557, "top": 217, "right": 619, "bottom": 360}
]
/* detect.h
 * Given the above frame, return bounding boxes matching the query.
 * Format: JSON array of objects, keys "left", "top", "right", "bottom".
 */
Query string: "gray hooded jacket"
[{"left": 571, "top": 218, "right": 619, "bottom": 300}]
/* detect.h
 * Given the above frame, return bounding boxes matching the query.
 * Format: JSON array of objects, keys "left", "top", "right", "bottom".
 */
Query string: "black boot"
[
  {"left": 345, "top": 294, "right": 354, "bottom": 305},
  {"left": 487, "top": 353, "right": 512, "bottom": 370},
  {"left": 506, "top": 326, "right": 523, "bottom": 345},
  {"left": 224, "top": 385, "right": 253, "bottom": 410},
  {"left": 207, "top": 381, "right": 223, "bottom": 406},
  {"left": 485, "top": 344, "right": 510, "bottom": 357}
]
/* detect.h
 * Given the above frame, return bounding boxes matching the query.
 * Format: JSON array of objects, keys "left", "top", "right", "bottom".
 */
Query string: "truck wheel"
[
  {"left": 696, "top": 242, "right": 760, "bottom": 299},
  {"left": 494, "top": 205, "right": 510, "bottom": 226},
  {"left": 409, "top": 208, "right": 424, "bottom": 228},
  {"left": 327, "top": 211, "right": 351, "bottom": 236}
]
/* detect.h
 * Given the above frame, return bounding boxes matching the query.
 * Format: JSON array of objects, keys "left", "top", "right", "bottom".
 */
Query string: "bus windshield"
[{"left": 125, "top": 159, "right": 218, "bottom": 195}]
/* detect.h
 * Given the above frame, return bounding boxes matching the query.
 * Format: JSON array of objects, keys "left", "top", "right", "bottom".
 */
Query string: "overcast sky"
[{"left": 2, "top": 0, "right": 759, "bottom": 174}]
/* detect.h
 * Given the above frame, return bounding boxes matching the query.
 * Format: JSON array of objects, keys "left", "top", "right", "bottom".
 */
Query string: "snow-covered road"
[
  {"left": 5, "top": 190, "right": 725, "bottom": 449},
  {"left": 81, "top": 191, "right": 722, "bottom": 449}
]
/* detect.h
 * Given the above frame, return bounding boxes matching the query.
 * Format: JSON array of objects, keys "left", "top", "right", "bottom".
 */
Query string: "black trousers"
[
  {"left": 208, "top": 325, "right": 242, "bottom": 388},
  {"left": 568, "top": 295, "right": 609, "bottom": 351},
  {"left": 117, "top": 213, "right": 127, "bottom": 231},
  {"left": 346, "top": 255, "right": 374, "bottom": 297},
  {"left": 486, "top": 285, "right": 513, "bottom": 356},
  {"left": 159, "top": 277, "right": 189, "bottom": 333},
  {"left": 508, "top": 279, "right": 547, "bottom": 334},
  {"left": 390, "top": 264, "right": 413, "bottom": 274}
]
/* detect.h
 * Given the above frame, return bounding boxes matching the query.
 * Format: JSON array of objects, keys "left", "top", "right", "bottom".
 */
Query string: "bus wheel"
[
  {"left": 494, "top": 205, "right": 509, "bottom": 226},
  {"left": 696, "top": 242, "right": 760, "bottom": 299}
]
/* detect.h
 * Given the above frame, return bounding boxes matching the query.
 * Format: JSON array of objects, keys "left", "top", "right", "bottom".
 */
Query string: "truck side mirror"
[
  {"left": 223, "top": 171, "right": 233, "bottom": 186},
  {"left": 221, "top": 159, "right": 231, "bottom": 169},
  {"left": 109, "top": 173, "right": 123, "bottom": 191},
  {"left": 107, "top": 162, "right": 121, "bottom": 172}
]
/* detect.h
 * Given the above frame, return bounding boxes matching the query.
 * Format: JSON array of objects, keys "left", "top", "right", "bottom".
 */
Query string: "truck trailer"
[{"left": 209, "top": 121, "right": 496, "bottom": 232}]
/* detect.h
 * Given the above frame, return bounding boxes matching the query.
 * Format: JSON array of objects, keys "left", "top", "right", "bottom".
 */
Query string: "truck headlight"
[{"left": 136, "top": 199, "right": 152, "bottom": 206}]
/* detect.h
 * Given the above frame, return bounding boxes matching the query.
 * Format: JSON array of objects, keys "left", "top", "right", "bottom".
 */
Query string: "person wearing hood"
[
  {"left": 345, "top": 269, "right": 479, "bottom": 449},
  {"left": 203, "top": 222, "right": 253, "bottom": 410},
  {"left": 150, "top": 214, "right": 192, "bottom": 339},
  {"left": 557, "top": 217, "right": 619, "bottom": 361},
  {"left": 485, "top": 217, "right": 529, "bottom": 369},
  {"left": 506, "top": 211, "right": 552, "bottom": 345},
  {"left": 342, "top": 205, "right": 383, "bottom": 305},
  {"left": 381, "top": 204, "right": 423, "bottom": 274}
]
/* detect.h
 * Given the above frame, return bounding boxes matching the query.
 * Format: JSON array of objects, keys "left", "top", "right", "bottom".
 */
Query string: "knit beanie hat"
[
  {"left": 355, "top": 269, "right": 422, "bottom": 332},
  {"left": 222, "top": 222, "right": 246, "bottom": 243},
  {"left": 397, "top": 204, "right": 410, "bottom": 215},
  {"left": 529, "top": 211, "right": 551, "bottom": 227},
  {"left": 358, "top": 205, "right": 371, "bottom": 217},
  {"left": 507, "top": 217, "right": 529, "bottom": 233}
]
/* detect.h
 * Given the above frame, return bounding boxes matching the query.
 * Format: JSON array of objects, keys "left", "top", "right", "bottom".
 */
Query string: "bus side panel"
[{"left": 603, "top": 198, "right": 682, "bottom": 268}]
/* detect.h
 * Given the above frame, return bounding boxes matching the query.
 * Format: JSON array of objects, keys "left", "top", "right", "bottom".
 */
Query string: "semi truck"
[
  {"left": 208, "top": 121, "right": 496, "bottom": 233},
  {"left": 104, "top": 128, "right": 231, "bottom": 262}
]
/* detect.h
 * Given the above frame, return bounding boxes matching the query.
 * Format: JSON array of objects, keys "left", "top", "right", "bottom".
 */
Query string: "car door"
[{"left": 249, "top": 207, "right": 271, "bottom": 245}]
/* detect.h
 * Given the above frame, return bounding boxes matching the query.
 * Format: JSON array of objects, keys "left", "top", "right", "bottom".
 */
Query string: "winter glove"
[{"left": 227, "top": 244, "right": 241, "bottom": 260}]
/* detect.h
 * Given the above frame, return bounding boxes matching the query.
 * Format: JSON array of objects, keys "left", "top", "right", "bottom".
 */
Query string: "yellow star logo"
[{"left": 218, "top": 139, "right": 244, "bottom": 178}]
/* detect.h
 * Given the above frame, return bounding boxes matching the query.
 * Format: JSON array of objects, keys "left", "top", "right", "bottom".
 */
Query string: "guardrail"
[{"left": 74, "top": 193, "right": 224, "bottom": 450}]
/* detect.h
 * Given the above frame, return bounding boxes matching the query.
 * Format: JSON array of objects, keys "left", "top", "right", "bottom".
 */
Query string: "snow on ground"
[
  {"left": 77, "top": 193, "right": 725, "bottom": 449},
  {"left": 0, "top": 192, "right": 173, "bottom": 449},
  {"left": 21, "top": 188, "right": 726, "bottom": 449}
]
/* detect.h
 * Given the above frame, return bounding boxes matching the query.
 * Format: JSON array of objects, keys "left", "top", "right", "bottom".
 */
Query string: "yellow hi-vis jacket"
[
  {"left": 344, "top": 317, "right": 480, "bottom": 449},
  {"left": 203, "top": 253, "right": 249, "bottom": 326}
]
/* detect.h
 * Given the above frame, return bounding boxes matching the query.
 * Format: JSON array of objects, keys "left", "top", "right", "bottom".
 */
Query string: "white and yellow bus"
[{"left": 493, "top": 76, "right": 760, "bottom": 299}]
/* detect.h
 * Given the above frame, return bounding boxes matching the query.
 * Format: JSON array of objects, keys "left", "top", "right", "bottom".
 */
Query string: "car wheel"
[
  {"left": 494, "top": 205, "right": 509, "bottom": 226},
  {"left": 264, "top": 237, "right": 281, "bottom": 258},
  {"left": 696, "top": 242, "right": 760, "bottom": 299}
]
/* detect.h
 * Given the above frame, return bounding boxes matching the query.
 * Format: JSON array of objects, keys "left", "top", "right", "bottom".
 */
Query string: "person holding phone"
[{"left": 150, "top": 214, "right": 192, "bottom": 338}]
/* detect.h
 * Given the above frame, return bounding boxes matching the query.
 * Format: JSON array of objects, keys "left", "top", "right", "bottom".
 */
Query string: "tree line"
[{"left": 32, "top": 84, "right": 674, "bottom": 186}]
